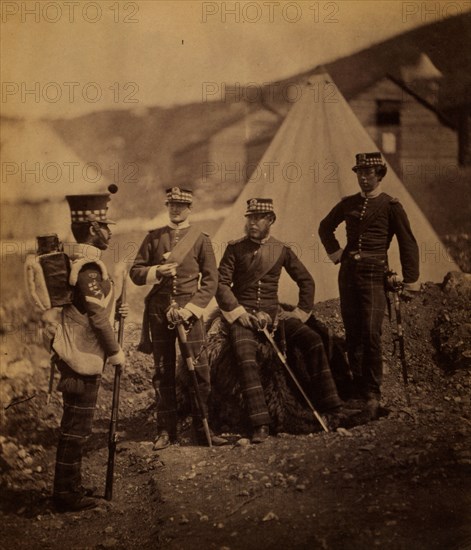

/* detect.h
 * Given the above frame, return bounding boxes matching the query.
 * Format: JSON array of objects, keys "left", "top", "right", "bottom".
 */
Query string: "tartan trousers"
[
  {"left": 283, "top": 317, "right": 343, "bottom": 411},
  {"left": 339, "top": 258, "right": 387, "bottom": 398},
  {"left": 230, "top": 315, "right": 343, "bottom": 428},
  {"left": 149, "top": 293, "right": 210, "bottom": 435},
  {"left": 53, "top": 360, "right": 101, "bottom": 498}
]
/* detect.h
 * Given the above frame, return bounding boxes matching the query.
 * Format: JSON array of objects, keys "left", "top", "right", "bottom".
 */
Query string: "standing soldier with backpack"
[{"left": 50, "top": 192, "right": 127, "bottom": 512}]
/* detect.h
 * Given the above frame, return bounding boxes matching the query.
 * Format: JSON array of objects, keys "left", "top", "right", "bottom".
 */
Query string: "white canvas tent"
[
  {"left": 213, "top": 73, "right": 459, "bottom": 304},
  {"left": 1, "top": 119, "right": 104, "bottom": 242}
]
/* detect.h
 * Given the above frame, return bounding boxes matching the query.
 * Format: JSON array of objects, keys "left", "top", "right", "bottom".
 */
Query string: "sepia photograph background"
[{"left": 1, "top": 1, "right": 470, "bottom": 549}]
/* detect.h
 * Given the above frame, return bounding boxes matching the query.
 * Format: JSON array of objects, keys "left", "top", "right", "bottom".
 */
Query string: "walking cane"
[
  {"left": 105, "top": 270, "right": 127, "bottom": 501},
  {"left": 259, "top": 325, "right": 329, "bottom": 433}
]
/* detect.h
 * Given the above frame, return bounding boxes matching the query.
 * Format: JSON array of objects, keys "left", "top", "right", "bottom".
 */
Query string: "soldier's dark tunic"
[
  {"left": 52, "top": 245, "right": 120, "bottom": 499},
  {"left": 217, "top": 235, "right": 342, "bottom": 428},
  {"left": 130, "top": 223, "right": 217, "bottom": 436},
  {"left": 319, "top": 192, "right": 419, "bottom": 399}
]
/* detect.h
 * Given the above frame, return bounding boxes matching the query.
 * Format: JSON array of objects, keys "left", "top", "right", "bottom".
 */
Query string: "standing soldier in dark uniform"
[
  {"left": 217, "top": 198, "right": 357, "bottom": 443},
  {"left": 51, "top": 193, "right": 127, "bottom": 512},
  {"left": 130, "top": 187, "right": 227, "bottom": 449},
  {"left": 319, "top": 152, "right": 420, "bottom": 421}
]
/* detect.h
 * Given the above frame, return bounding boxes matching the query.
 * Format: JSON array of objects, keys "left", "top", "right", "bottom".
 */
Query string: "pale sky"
[{"left": 1, "top": 0, "right": 469, "bottom": 118}]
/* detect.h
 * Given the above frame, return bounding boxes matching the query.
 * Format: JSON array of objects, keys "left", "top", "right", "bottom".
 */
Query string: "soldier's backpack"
[
  {"left": 25, "top": 234, "right": 73, "bottom": 310},
  {"left": 24, "top": 234, "right": 74, "bottom": 347}
]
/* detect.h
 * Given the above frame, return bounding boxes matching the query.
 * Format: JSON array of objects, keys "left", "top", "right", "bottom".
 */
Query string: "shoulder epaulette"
[
  {"left": 70, "top": 258, "right": 108, "bottom": 286},
  {"left": 341, "top": 193, "right": 357, "bottom": 201},
  {"left": 201, "top": 231, "right": 210, "bottom": 237},
  {"left": 389, "top": 197, "right": 399, "bottom": 204},
  {"left": 228, "top": 236, "right": 246, "bottom": 245},
  {"left": 147, "top": 225, "right": 168, "bottom": 236}
]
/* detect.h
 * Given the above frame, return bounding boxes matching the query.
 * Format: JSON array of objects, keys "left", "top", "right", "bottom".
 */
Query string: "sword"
[
  {"left": 259, "top": 325, "right": 329, "bottom": 433},
  {"left": 176, "top": 322, "right": 213, "bottom": 447},
  {"left": 391, "top": 287, "right": 411, "bottom": 407},
  {"left": 385, "top": 271, "right": 411, "bottom": 407}
]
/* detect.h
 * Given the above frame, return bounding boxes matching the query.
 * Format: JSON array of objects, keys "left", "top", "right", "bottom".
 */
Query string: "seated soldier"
[{"left": 216, "top": 198, "right": 359, "bottom": 442}]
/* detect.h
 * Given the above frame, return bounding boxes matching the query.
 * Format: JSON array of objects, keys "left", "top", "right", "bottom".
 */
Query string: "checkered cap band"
[
  {"left": 245, "top": 198, "right": 274, "bottom": 215},
  {"left": 66, "top": 194, "right": 114, "bottom": 224},
  {"left": 165, "top": 187, "right": 193, "bottom": 203},
  {"left": 70, "top": 209, "right": 109, "bottom": 223},
  {"left": 353, "top": 152, "right": 385, "bottom": 170}
]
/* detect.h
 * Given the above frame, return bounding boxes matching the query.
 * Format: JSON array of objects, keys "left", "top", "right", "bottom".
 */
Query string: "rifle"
[
  {"left": 259, "top": 325, "right": 329, "bottom": 433},
  {"left": 385, "top": 271, "right": 411, "bottom": 407},
  {"left": 175, "top": 322, "right": 213, "bottom": 447},
  {"left": 46, "top": 355, "right": 56, "bottom": 405},
  {"left": 105, "top": 270, "right": 127, "bottom": 501}
]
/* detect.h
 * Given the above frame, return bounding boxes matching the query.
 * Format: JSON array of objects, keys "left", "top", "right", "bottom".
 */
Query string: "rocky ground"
[{"left": 1, "top": 273, "right": 470, "bottom": 550}]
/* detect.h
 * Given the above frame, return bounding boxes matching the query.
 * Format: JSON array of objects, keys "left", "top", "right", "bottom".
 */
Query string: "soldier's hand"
[
  {"left": 118, "top": 302, "right": 129, "bottom": 318},
  {"left": 178, "top": 308, "right": 194, "bottom": 323},
  {"left": 109, "top": 348, "right": 126, "bottom": 368},
  {"left": 166, "top": 306, "right": 180, "bottom": 325},
  {"left": 156, "top": 262, "right": 178, "bottom": 278},
  {"left": 237, "top": 312, "right": 257, "bottom": 329},
  {"left": 255, "top": 311, "right": 271, "bottom": 329},
  {"left": 385, "top": 273, "right": 402, "bottom": 292},
  {"left": 278, "top": 309, "right": 295, "bottom": 321},
  {"left": 278, "top": 309, "right": 309, "bottom": 322}
]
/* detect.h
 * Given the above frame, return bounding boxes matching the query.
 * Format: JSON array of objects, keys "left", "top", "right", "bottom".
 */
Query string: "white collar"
[
  {"left": 69, "top": 243, "right": 102, "bottom": 262},
  {"left": 361, "top": 185, "right": 383, "bottom": 199},
  {"left": 168, "top": 220, "right": 190, "bottom": 230},
  {"left": 250, "top": 236, "right": 270, "bottom": 245}
]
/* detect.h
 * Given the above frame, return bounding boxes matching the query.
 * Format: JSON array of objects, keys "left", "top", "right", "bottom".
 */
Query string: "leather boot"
[
  {"left": 153, "top": 430, "right": 173, "bottom": 450},
  {"left": 251, "top": 425, "right": 269, "bottom": 444},
  {"left": 194, "top": 426, "right": 229, "bottom": 447},
  {"left": 53, "top": 493, "right": 98, "bottom": 513}
]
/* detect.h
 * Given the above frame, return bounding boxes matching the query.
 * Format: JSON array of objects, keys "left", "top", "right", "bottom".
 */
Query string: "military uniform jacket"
[
  {"left": 130, "top": 224, "right": 217, "bottom": 317},
  {"left": 52, "top": 244, "right": 120, "bottom": 375},
  {"left": 217, "top": 235, "right": 314, "bottom": 323},
  {"left": 318, "top": 192, "right": 419, "bottom": 283}
]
